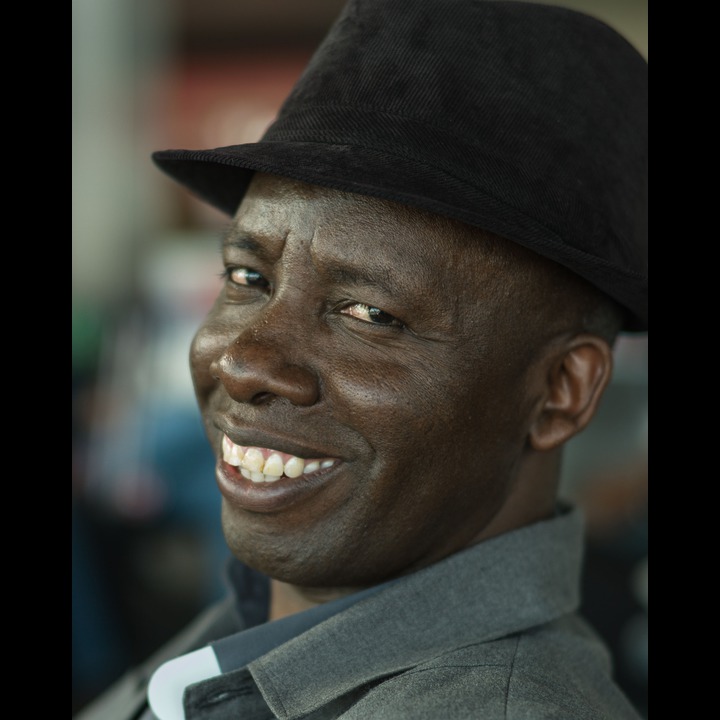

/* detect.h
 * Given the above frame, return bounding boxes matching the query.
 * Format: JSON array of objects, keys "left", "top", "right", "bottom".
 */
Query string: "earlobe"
[{"left": 529, "top": 335, "right": 614, "bottom": 452}]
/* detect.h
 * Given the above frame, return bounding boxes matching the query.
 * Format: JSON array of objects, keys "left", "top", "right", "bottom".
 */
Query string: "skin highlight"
[{"left": 189, "top": 172, "right": 619, "bottom": 617}]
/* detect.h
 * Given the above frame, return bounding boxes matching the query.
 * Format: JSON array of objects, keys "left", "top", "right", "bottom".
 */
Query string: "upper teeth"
[{"left": 222, "top": 434, "right": 337, "bottom": 484}]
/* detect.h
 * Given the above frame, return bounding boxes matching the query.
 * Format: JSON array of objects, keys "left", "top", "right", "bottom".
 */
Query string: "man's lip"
[
  {"left": 215, "top": 420, "right": 343, "bottom": 461},
  {"left": 215, "top": 457, "right": 342, "bottom": 513}
]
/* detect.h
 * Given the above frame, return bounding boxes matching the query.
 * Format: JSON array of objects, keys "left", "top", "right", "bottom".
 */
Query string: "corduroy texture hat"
[{"left": 153, "top": 0, "right": 648, "bottom": 331}]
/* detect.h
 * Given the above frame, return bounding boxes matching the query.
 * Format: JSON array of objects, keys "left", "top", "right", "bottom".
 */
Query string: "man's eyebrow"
[
  {"left": 219, "top": 229, "right": 278, "bottom": 264},
  {"left": 220, "top": 229, "right": 261, "bottom": 253},
  {"left": 322, "top": 261, "right": 400, "bottom": 296}
]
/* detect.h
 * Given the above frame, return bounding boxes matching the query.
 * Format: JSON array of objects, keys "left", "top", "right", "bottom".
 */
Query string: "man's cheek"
[{"left": 331, "top": 374, "right": 455, "bottom": 462}]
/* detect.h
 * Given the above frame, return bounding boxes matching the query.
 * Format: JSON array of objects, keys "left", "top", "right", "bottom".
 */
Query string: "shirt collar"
[{"left": 211, "top": 577, "right": 397, "bottom": 673}]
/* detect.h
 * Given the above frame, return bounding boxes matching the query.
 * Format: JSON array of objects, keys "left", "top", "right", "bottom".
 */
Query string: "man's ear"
[{"left": 529, "top": 335, "right": 614, "bottom": 452}]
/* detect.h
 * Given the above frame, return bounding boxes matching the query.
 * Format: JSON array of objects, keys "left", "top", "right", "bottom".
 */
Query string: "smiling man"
[{"left": 76, "top": 1, "right": 647, "bottom": 718}]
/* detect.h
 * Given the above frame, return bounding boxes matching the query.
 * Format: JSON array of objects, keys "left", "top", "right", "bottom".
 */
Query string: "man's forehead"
[
  {"left": 239, "top": 171, "right": 429, "bottom": 224},
  {"left": 234, "top": 172, "right": 507, "bottom": 268}
]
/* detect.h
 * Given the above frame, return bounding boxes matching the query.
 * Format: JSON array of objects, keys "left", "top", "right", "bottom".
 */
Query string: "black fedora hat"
[{"left": 153, "top": 0, "right": 648, "bottom": 331}]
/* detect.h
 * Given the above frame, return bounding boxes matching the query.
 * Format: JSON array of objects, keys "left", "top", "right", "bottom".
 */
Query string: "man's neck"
[{"left": 269, "top": 579, "right": 364, "bottom": 621}]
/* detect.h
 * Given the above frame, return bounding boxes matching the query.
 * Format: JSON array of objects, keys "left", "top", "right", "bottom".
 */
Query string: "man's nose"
[{"left": 210, "top": 308, "right": 320, "bottom": 407}]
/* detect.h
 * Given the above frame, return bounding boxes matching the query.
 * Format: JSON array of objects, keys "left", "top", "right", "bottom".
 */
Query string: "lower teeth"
[{"left": 240, "top": 467, "right": 282, "bottom": 483}]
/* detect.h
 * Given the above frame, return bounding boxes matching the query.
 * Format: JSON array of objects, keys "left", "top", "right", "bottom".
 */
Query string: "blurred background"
[{"left": 72, "top": 0, "right": 648, "bottom": 716}]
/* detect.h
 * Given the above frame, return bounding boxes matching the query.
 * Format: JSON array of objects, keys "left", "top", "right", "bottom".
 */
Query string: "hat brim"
[{"left": 152, "top": 142, "right": 647, "bottom": 332}]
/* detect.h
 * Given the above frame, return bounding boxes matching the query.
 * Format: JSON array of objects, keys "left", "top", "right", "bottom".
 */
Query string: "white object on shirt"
[{"left": 147, "top": 646, "right": 222, "bottom": 720}]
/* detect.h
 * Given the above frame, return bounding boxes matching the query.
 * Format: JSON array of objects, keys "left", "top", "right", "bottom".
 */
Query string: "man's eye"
[
  {"left": 225, "top": 267, "right": 269, "bottom": 288},
  {"left": 340, "top": 303, "right": 403, "bottom": 327}
]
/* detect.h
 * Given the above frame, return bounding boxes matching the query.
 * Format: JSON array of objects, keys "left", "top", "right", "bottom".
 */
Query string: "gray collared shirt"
[{"left": 80, "top": 505, "right": 644, "bottom": 719}]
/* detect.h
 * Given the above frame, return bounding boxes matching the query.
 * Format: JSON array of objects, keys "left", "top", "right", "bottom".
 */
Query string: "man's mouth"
[{"left": 222, "top": 434, "right": 338, "bottom": 483}]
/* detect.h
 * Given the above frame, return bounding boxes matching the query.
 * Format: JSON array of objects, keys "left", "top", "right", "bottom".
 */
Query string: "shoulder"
[{"left": 338, "top": 617, "right": 642, "bottom": 720}]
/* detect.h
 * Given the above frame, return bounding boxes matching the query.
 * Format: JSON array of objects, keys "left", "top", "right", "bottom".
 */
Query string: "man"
[{"left": 76, "top": 0, "right": 647, "bottom": 718}]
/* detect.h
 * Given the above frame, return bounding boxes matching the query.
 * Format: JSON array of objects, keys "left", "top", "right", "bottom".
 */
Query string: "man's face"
[{"left": 190, "top": 173, "right": 547, "bottom": 588}]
